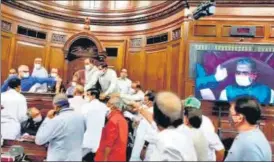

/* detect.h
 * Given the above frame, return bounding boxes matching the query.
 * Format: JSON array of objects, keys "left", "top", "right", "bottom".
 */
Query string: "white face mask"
[
  {"left": 33, "top": 115, "right": 42, "bottom": 122},
  {"left": 9, "top": 74, "right": 16, "bottom": 77},
  {"left": 84, "top": 96, "right": 90, "bottom": 102},
  {"left": 50, "top": 73, "right": 57, "bottom": 78},
  {"left": 235, "top": 75, "right": 252, "bottom": 86},
  {"left": 99, "top": 70, "right": 105, "bottom": 76},
  {"left": 85, "top": 65, "right": 91, "bottom": 71},
  {"left": 71, "top": 82, "right": 77, "bottom": 87},
  {"left": 23, "top": 72, "right": 30, "bottom": 78},
  {"left": 34, "top": 64, "right": 41, "bottom": 69}
]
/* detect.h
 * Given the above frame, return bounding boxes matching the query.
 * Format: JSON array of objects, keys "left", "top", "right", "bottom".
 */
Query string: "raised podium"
[{"left": 22, "top": 92, "right": 55, "bottom": 117}]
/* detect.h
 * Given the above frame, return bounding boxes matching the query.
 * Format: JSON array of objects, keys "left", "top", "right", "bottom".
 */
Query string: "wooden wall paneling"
[
  {"left": 100, "top": 40, "right": 126, "bottom": 73},
  {"left": 144, "top": 46, "right": 167, "bottom": 92},
  {"left": 48, "top": 46, "right": 65, "bottom": 79},
  {"left": 270, "top": 26, "right": 274, "bottom": 38},
  {"left": 1, "top": 32, "right": 13, "bottom": 82},
  {"left": 168, "top": 40, "right": 181, "bottom": 94},
  {"left": 127, "top": 51, "right": 144, "bottom": 85},
  {"left": 221, "top": 25, "right": 265, "bottom": 38},
  {"left": 12, "top": 37, "right": 46, "bottom": 73},
  {"left": 193, "top": 24, "right": 217, "bottom": 37}
]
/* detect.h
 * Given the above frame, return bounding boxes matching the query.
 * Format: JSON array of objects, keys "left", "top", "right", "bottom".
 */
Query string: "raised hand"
[{"left": 214, "top": 65, "right": 228, "bottom": 82}]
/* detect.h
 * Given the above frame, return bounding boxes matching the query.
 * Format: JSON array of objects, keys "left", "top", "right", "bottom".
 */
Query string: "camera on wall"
[{"left": 185, "top": 0, "right": 216, "bottom": 20}]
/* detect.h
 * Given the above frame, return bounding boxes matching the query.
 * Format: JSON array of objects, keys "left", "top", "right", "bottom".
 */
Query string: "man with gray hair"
[
  {"left": 94, "top": 96, "right": 128, "bottom": 161},
  {"left": 35, "top": 94, "right": 86, "bottom": 161}
]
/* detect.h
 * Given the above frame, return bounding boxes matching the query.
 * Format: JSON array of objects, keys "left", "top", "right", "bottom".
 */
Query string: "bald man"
[
  {"left": 117, "top": 69, "right": 132, "bottom": 94},
  {"left": 1, "top": 65, "right": 58, "bottom": 92}
]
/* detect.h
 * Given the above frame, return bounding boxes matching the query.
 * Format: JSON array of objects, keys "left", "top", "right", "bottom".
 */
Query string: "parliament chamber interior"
[{"left": 1, "top": 0, "right": 274, "bottom": 162}]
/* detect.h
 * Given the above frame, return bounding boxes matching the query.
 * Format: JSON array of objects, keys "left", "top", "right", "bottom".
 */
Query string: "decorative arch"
[{"left": 63, "top": 31, "right": 105, "bottom": 59}]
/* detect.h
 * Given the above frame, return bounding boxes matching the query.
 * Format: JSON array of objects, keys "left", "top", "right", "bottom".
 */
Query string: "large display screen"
[{"left": 190, "top": 44, "right": 274, "bottom": 104}]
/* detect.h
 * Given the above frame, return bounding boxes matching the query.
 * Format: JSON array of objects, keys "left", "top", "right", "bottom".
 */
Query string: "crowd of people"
[{"left": 1, "top": 57, "right": 272, "bottom": 161}]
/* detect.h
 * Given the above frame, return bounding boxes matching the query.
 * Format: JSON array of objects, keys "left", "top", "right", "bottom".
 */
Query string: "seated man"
[
  {"left": 21, "top": 107, "right": 44, "bottom": 138},
  {"left": 48, "top": 68, "right": 66, "bottom": 94},
  {"left": 1, "top": 65, "right": 59, "bottom": 93},
  {"left": 8, "top": 68, "right": 17, "bottom": 77}
]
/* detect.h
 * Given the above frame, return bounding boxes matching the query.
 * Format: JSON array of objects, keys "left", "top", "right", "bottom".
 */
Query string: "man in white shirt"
[
  {"left": 117, "top": 69, "right": 132, "bottom": 94},
  {"left": 1, "top": 78, "right": 28, "bottom": 140},
  {"left": 115, "top": 81, "right": 144, "bottom": 105},
  {"left": 31, "top": 57, "right": 48, "bottom": 93},
  {"left": 84, "top": 58, "right": 100, "bottom": 91},
  {"left": 130, "top": 91, "right": 155, "bottom": 161},
  {"left": 68, "top": 85, "right": 87, "bottom": 113},
  {"left": 81, "top": 88, "right": 109, "bottom": 161},
  {"left": 183, "top": 96, "right": 225, "bottom": 161},
  {"left": 147, "top": 92, "right": 197, "bottom": 161},
  {"left": 98, "top": 63, "right": 119, "bottom": 99}
]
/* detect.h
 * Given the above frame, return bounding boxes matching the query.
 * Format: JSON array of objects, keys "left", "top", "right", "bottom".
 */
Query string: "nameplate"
[{"left": 230, "top": 26, "right": 256, "bottom": 37}]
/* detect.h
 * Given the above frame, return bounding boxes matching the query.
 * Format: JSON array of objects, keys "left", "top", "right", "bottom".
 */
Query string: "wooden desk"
[
  {"left": 1, "top": 140, "right": 47, "bottom": 161},
  {"left": 22, "top": 92, "right": 55, "bottom": 117},
  {"left": 201, "top": 101, "right": 274, "bottom": 161}
]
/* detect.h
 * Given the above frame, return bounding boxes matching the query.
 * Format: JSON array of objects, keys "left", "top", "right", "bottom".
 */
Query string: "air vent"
[
  {"left": 17, "top": 25, "right": 47, "bottom": 40},
  {"left": 106, "top": 48, "right": 118, "bottom": 57},
  {"left": 146, "top": 33, "right": 168, "bottom": 45}
]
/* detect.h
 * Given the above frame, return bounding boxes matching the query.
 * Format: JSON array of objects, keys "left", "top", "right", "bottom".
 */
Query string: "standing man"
[
  {"left": 147, "top": 92, "right": 197, "bottom": 161},
  {"left": 183, "top": 97, "right": 225, "bottom": 161},
  {"left": 1, "top": 65, "right": 58, "bottom": 92},
  {"left": 81, "top": 88, "right": 109, "bottom": 161},
  {"left": 31, "top": 57, "right": 49, "bottom": 93},
  {"left": 48, "top": 68, "right": 66, "bottom": 94},
  {"left": 66, "top": 75, "right": 79, "bottom": 97},
  {"left": 115, "top": 81, "right": 144, "bottom": 104},
  {"left": 117, "top": 69, "right": 132, "bottom": 94},
  {"left": 1, "top": 78, "right": 28, "bottom": 140},
  {"left": 98, "top": 63, "right": 119, "bottom": 99},
  {"left": 84, "top": 58, "right": 100, "bottom": 91},
  {"left": 35, "top": 94, "right": 86, "bottom": 161},
  {"left": 68, "top": 85, "right": 86, "bottom": 113},
  {"left": 95, "top": 97, "right": 128, "bottom": 161},
  {"left": 225, "top": 97, "right": 272, "bottom": 161}
]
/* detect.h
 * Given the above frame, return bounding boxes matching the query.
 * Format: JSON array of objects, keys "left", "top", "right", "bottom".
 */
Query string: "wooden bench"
[{"left": 1, "top": 140, "right": 47, "bottom": 162}]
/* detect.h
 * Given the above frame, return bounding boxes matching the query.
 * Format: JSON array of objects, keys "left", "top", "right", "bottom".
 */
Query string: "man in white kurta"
[
  {"left": 1, "top": 78, "right": 28, "bottom": 140},
  {"left": 30, "top": 57, "right": 48, "bottom": 93},
  {"left": 81, "top": 88, "right": 109, "bottom": 160},
  {"left": 117, "top": 69, "right": 132, "bottom": 94},
  {"left": 146, "top": 92, "right": 197, "bottom": 161},
  {"left": 84, "top": 58, "right": 100, "bottom": 91},
  {"left": 98, "top": 63, "right": 119, "bottom": 97},
  {"left": 68, "top": 85, "right": 87, "bottom": 113}
]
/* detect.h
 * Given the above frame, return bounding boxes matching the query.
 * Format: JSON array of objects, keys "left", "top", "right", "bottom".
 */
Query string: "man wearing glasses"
[{"left": 219, "top": 58, "right": 274, "bottom": 104}]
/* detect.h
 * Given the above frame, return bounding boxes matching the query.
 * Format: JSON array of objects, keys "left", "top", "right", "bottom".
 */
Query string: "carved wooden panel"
[
  {"left": 12, "top": 41, "right": 46, "bottom": 71},
  {"left": 1, "top": 34, "right": 12, "bottom": 82},
  {"left": 172, "top": 28, "right": 181, "bottom": 40},
  {"left": 144, "top": 49, "right": 167, "bottom": 91},
  {"left": 127, "top": 52, "right": 142, "bottom": 83},
  {"left": 1, "top": 20, "right": 11, "bottom": 32},
  {"left": 270, "top": 26, "right": 274, "bottom": 38},
  {"left": 170, "top": 43, "right": 180, "bottom": 93},
  {"left": 51, "top": 33, "right": 67, "bottom": 44},
  {"left": 194, "top": 25, "right": 217, "bottom": 37},
  {"left": 49, "top": 47, "right": 65, "bottom": 78},
  {"left": 130, "top": 38, "right": 142, "bottom": 48},
  {"left": 222, "top": 25, "right": 264, "bottom": 38}
]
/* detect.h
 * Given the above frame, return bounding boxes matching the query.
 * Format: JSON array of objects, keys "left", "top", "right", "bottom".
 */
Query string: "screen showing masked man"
[{"left": 219, "top": 58, "right": 274, "bottom": 104}]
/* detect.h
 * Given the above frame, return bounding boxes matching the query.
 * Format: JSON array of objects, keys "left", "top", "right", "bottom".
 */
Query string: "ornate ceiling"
[{"left": 2, "top": 0, "right": 274, "bottom": 26}]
